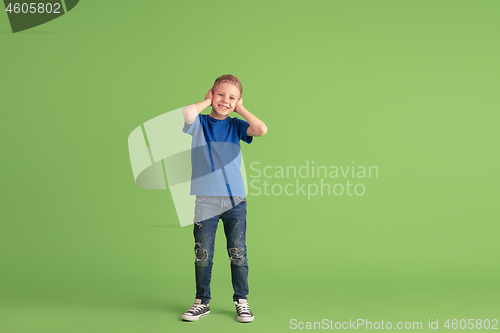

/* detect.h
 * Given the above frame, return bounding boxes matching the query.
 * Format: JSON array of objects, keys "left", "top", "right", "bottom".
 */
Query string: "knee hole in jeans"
[{"left": 195, "top": 248, "right": 208, "bottom": 262}]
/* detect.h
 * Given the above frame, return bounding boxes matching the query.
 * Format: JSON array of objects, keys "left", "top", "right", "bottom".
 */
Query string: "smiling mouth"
[{"left": 218, "top": 105, "right": 229, "bottom": 110}]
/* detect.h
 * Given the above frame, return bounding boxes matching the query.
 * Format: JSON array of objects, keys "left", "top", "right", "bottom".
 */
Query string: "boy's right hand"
[{"left": 205, "top": 88, "right": 213, "bottom": 105}]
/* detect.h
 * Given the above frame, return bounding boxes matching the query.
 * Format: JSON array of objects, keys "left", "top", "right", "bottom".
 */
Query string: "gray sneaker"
[
  {"left": 234, "top": 299, "right": 254, "bottom": 322},
  {"left": 181, "top": 299, "right": 210, "bottom": 321}
]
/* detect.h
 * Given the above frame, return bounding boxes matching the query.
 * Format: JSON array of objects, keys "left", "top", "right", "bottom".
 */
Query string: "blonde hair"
[{"left": 212, "top": 74, "right": 243, "bottom": 97}]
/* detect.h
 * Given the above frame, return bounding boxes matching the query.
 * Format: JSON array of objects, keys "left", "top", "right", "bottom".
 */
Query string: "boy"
[{"left": 180, "top": 75, "right": 267, "bottom": 323}]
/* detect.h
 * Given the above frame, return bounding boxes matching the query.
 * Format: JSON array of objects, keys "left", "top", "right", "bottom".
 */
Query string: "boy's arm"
[
  {"left": 183, "top": 88, "right": 213, "bottom": 125},
  {"left": 235, "top": 98, "right": 268, "bottom": 137}
]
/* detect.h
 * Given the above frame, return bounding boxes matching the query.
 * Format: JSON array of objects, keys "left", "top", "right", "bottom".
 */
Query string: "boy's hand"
[
  {"left": 205, "top": 88, "right": 213, "bottom": 105},
  {"left": 235, "top": 97, "right": 243, "bottom": 113}
]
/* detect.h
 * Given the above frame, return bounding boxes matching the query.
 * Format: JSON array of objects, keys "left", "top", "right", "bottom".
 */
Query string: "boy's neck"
[{"left": 208, "top": 109, "right": 228, "bottom": 120}]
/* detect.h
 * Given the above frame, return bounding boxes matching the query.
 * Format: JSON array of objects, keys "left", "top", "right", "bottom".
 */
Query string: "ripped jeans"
[{"left": 193, "top": 195, "right": 248, "bottom": 304}]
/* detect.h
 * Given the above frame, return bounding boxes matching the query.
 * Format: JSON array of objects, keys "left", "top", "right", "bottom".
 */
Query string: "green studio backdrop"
[{"left": 1, "top": 1, "right": 499, "bottom": 332}]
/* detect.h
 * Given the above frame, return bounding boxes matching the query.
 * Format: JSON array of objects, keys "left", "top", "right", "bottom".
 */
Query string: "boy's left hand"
[{"left": 235, "top": 97, "right": 243, "bottom": 113}]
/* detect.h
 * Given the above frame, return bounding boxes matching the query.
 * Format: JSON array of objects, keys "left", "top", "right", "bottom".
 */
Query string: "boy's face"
[{"left": 211, "top": 82, "right": 241, "bottom": 118}]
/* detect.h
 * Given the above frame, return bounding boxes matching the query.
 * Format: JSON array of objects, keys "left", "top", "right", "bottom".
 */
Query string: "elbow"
[
  {"left": 260, "top": 125, "right": 268, "bottom": 136},
  {"left": 183, "top": 104, "right": 196, "bottom": 124},
  {"left": 255, "top": 125, "right": 268, "bottom": 137},
  {"left": 183, "top": 104, "right": 195, "bottom": 118}
]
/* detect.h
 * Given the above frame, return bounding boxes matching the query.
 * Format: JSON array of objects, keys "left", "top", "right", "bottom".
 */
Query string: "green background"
[{"left": 1, "top": 1, "right": 499, "bottom": 332}]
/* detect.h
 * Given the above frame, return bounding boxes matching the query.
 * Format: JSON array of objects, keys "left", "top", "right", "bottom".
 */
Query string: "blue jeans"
[{"left": 193, "top": 195, "right": 248, "bottom": 304}]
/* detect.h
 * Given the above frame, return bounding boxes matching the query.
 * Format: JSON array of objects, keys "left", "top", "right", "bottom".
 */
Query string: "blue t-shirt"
[{"left": 183, "top": 113, "right": 252, "bottom": 196}]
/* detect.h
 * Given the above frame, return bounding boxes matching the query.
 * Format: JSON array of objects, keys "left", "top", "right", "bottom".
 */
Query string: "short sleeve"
[{"left": 236, "top": 118, "right": 253, "bottom": 144}]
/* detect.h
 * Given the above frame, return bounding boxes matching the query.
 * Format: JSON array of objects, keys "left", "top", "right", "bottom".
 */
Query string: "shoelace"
[
  {"left": 236, "top": 303, "right": 251, "bottom": 315},
  {"left": 188, "top": 303, "right": 207, "bottom": 315}
]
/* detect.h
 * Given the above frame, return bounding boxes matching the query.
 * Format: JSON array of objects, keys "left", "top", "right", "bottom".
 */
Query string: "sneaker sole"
[
  {"left": 181, "top": 310, "right": 210, "bottom": 321},
  {"left": 237, "top": 316, "right": 254, "bottom": 323}
]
